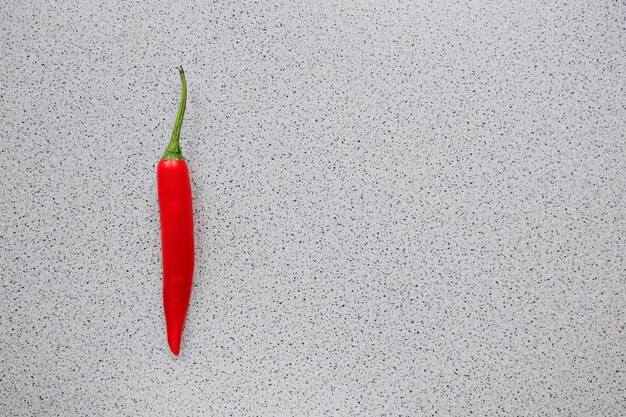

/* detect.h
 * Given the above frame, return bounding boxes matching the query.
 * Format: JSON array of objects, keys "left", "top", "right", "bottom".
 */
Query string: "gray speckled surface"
[{"left": 1, "top": 0, "right": 625, "bottom": 415}]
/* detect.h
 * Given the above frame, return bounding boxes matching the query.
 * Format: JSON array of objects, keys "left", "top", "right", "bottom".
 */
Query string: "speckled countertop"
[{"left": 1, "top": 1, "right": 625, "bottom": 416}]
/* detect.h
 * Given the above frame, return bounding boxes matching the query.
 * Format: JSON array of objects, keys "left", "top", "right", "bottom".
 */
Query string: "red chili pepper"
[{"left": 157, "top": 66, "right": 194, "bottom": 356}]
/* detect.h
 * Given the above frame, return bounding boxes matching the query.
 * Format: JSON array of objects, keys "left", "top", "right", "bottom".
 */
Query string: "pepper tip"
[{"left": 168, "top": 333, "right": 181, "bottom": 356}]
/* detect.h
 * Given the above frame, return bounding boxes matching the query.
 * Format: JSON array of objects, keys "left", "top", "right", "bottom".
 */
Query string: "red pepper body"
[
  {"left": 157, "top": 66, "right": 194, "bottom": 356},
  {"left": 157, "top": 159, "right": 194, "bottom": 356}
]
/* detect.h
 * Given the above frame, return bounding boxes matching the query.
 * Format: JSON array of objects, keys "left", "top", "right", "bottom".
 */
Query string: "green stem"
[{"left": 163, "top": 66, "right": 187, "bottom": 160}]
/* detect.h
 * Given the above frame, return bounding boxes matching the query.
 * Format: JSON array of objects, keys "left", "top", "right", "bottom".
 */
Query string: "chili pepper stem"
[{"left": 163, "top": 66, "right": 187, "bottom": 161}]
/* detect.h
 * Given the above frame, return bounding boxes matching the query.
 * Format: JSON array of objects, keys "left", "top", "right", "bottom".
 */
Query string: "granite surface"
[{"left": 1, "top": 0, "right": 625, "bottom": 416}]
